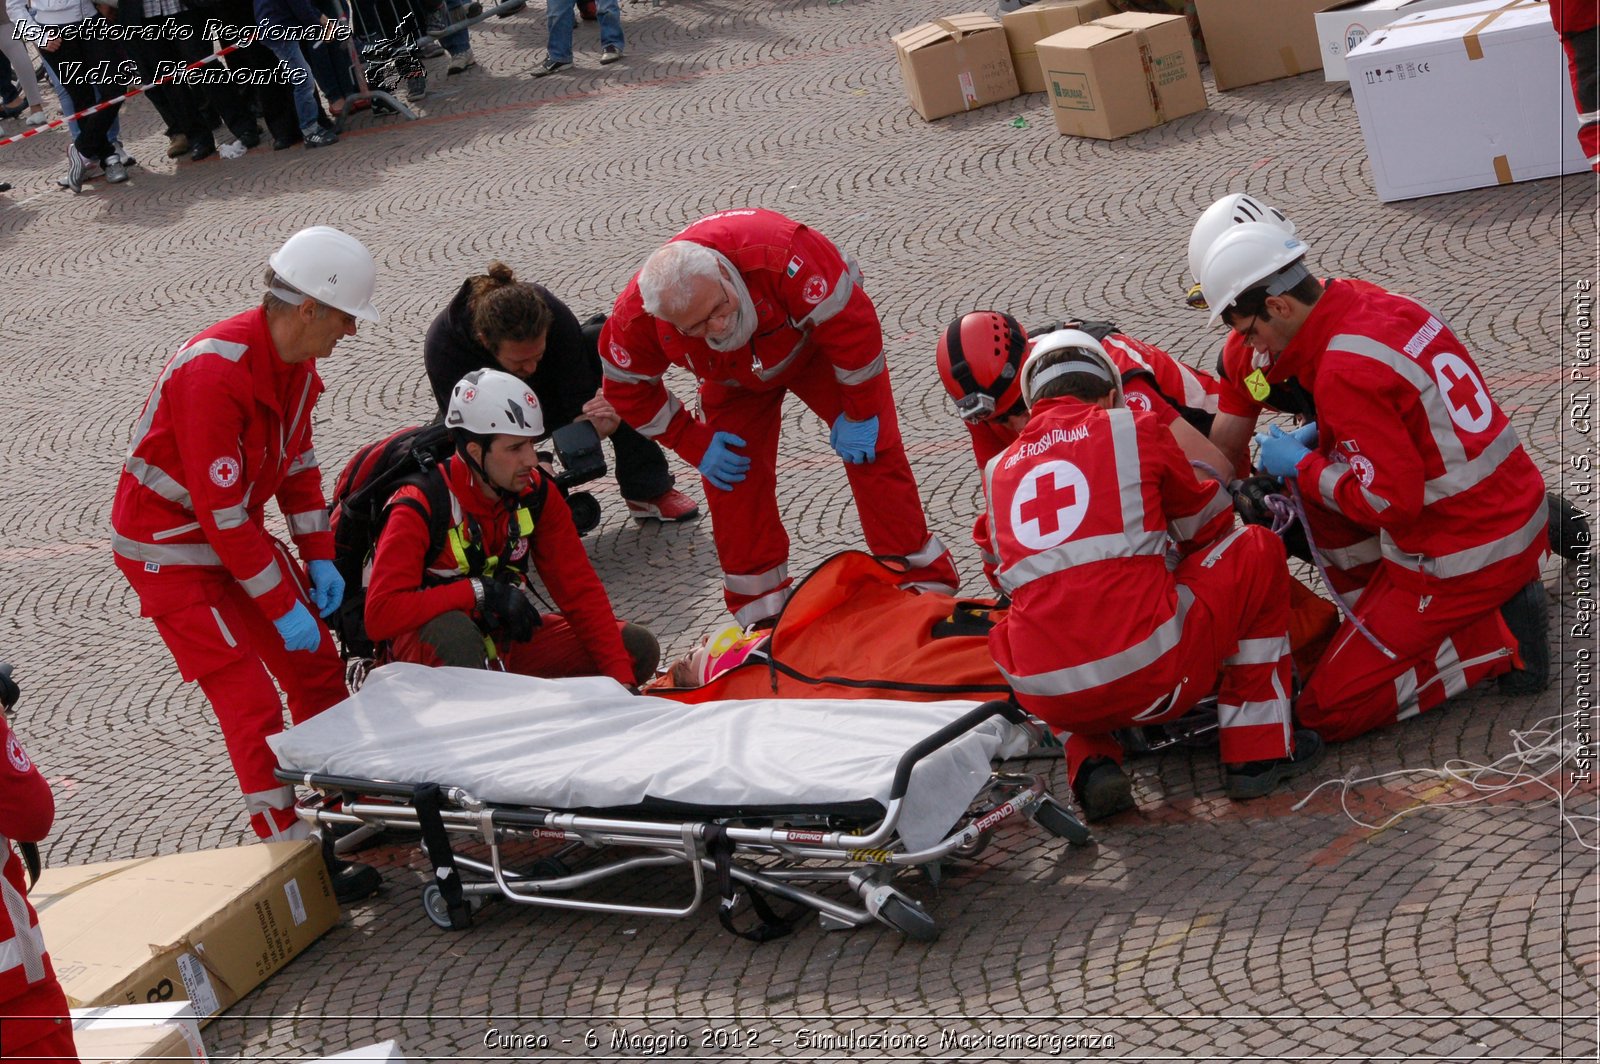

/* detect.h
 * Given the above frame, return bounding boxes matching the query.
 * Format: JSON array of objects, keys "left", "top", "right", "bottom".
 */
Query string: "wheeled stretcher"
[{"left": 269, "top": 664, "right": 1090, "bottom": 940}]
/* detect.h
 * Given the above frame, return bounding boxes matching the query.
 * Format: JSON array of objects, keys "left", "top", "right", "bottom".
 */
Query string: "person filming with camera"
[
  {"left": 424, "top": 262, "right": 699, "bottom": 526},
  {"left": 364, "top": 369, "right": 659, "bottom": 686}
]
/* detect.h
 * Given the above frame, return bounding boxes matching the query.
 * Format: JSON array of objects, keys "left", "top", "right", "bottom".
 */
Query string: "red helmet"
[{"left": 936, "top": 311, "right": 1028, "bottom": 424}]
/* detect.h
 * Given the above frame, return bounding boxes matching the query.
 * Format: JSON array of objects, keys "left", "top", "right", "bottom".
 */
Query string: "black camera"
[{"left": 548, "top": 421, "right": 608, "bottom": 535}]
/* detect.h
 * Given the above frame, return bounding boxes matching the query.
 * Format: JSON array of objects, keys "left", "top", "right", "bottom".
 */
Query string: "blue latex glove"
[
  {"left": 698, "top": 431, "right": 751, "bottom": 492},
  {"left": 1290, "top": 421, "right": 1320, "bottom": 449},
  {"left": 829, "top": 413, "right": 879, "bottom": 465},
  {"left": 306, "top": 559, "right": 345, "bottom": 619},
  {"left": 1255, "top": 423, "right": 1313, "bottom": 479},
  {"left": 273, "top": 601, "right": 322, "bottom": 653}
]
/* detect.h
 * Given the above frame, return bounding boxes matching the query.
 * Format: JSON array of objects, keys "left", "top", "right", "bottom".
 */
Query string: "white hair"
[{"left": 638, "top": 241, "right": 722, "bottom": 318}]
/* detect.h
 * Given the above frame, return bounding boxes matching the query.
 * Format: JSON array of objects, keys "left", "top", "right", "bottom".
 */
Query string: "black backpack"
[{"left": 327, "top": 424, "right": 456, "bottom": 659}]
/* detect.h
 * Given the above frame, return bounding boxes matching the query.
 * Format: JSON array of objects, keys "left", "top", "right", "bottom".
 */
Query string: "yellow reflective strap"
[
  {"left": 447, "top": 524, "right": 472, "bottom": 574},
  {"left": 1245, "top": 369, "right": 1272, "bottom": 402},
  {"left": 515, "top": 505, "right": 534, "bottom": 537}
]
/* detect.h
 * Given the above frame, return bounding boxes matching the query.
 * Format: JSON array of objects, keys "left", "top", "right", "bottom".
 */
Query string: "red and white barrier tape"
[{"left": 0, "top": 42, "right": 244, "bottom": 151}]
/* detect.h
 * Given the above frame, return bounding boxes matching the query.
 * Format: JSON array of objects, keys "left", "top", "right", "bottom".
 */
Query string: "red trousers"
[
  {"left": 1036, "top": 526, "right": 1297, "bottom": 787},
  {"left": 126, "top": 541, "right": 347, "bottom": 841},
  {"left": 1300, "top": 493, "right": 1381, "bottom": 595},
  {"left": 389, "top": 612, "right": 625, "bottom": 679},
  {"left": 699, "top": 356, "right": 958, "bottom": 624},
  {"left": 1297, "top": 564, "right": 1525, "bottom": 742},
  {"left": 2, "top": 981, "right": 79, "bottom": 1062},
  {"left": 1560, "top": 24, "right": 1600, "bottom": 170}
]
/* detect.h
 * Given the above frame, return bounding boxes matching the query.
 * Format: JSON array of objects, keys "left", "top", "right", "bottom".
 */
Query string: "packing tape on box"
[
  {"left": 935, "top": 17, "right": 966, "bottom": 38},
  {"left": 1279, "top": 45, "right": 1300, "bottom": 74},
  {"left": 1135, "top": 35, "right": 1167, "bottom": 123},
  {"left": 1392, "top": 0, "right": 1542, "bottom": 60},
  {"left": 1493, "top": 154, "right": 1513, "bottom": 184}
]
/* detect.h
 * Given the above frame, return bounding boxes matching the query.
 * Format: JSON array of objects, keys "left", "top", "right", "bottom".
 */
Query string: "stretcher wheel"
[
  {"left": 421, "top": 883, "right": 473, "bottom": 931},
  {"left": 876, "top": 893, "right": 940, "bottom": 943},
  {"left": 1032, "top": 796, "right": 1093, "bottom": 847}
]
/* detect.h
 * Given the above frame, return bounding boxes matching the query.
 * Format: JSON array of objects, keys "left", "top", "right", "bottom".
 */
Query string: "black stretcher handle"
[
  {"left": 274, "top": 768, "right": 420, "bottom": 800},
  {"left": 888, "top": 699, "right": 1028, "bottom": 802}
]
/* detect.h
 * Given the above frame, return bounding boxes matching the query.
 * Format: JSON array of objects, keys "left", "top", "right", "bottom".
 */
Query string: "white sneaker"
[
  {"left": 112, "top": 140, "right": 136, "bottom": 167},
  {"left": 24, "top": 109, "right": 47, "bottom": 127},
  {"left": 447, "top": 49, "right": 476, "bottom": 74}
]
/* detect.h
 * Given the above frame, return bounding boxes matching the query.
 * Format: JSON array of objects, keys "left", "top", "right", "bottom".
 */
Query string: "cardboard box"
[
  {"left": 1037, "top": 13, "right": 1207, "bottom": 139},
  {"left": 1347, "top": 0, "right": 1589, "bottom": 201},
  {"left": 1194, "top": 0, "right": 1326, "bottom": 88},
  {"left": 1315, "top": 0, "right": 1472, "bottom": 80},
  {"left": 892, "top": 12, "right": 1020, "bottom": 120},
  {"left": 36, "top": 842, "right": 339, "bottom": 1024},
  {"left": 73, "top": 1002, "right": 208, "bottom": 1063},
  {"left": 1002, "top": 0, "right": 1114, "bottom": 93}
]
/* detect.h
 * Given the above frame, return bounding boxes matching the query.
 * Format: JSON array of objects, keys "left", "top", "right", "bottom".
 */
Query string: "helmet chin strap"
[{"left": 456, "top": 440, "right": 522, "bottom": 504}]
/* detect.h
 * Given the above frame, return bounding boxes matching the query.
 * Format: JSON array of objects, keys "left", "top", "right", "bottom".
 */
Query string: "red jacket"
[
  {"left": 364, "top": 456, "right": 634, "bottom": 686},
  {"left": 0, "top": 715, "right": 67, "bottom": 1022},
  {"left": 1213, "top": 277, "right": 1385, "bottom": 420},
  {"left": 1552, "top": 0, "right": 1598, "bottom": 34},
  {"left": 979, "top": 397, "right": 1234, "bottom": 707},
  {"left": 111, "top": 307, "right": 332, "bottom": 620},
  {"left": 1280, "top": 280, "right": 1547, "bottom": 593},
  {"left": 967, "top": 331, "right": 1220, "bottom": 584},
  {"left": 599, "top": 209, "right": 890, "bottom": 466}
]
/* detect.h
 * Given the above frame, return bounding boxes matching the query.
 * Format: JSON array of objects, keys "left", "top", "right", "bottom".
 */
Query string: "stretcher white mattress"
[{"left": 268, "top": 663, "right": 1030, "bottom": 851}]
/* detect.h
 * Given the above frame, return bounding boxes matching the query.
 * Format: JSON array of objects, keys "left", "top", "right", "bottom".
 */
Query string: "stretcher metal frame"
[{"left": 276, "top": 700, "right": 1091, "bottom": 941}]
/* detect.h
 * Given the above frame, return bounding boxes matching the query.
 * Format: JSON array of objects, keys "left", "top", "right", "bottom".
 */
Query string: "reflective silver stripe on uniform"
[
  {"left": 111, "top": 533, "right": 222, "bottom": 567},
  {"left": 1199, "top": 525, "right": 1250, "bottom": 569},
  {"left": 241, "top": 560, "right": 283, "bottom": 599},
  {"left": 287, "top": 510, "right": 331, "bottom": 536},
  {"left": 1358, "top": 484, "right": 1391, "bottom": 514},
  {"left": 751, "top": 340, "right": 807, "bottom": 383},
  {"left": 733, "top": 587, "right": 792, "bottom": 627},
  {"left": 998, "top": 530, "right": 1168, "bottom": 594},
  {"left": 283, "top": 374, "right": 314, "bottom": 467},
  {"left": 1003, "top": 587, "right": 1194, "bottom": 697},
  {"left": 212, "top": 504, "right": 250, "bottom": 531},
  {"left": 980, "top": 547, "right": 1000, "bottom": 567},
  {"left": 210, "top": 606, "right": 238, "bottom": 648},
  {"left": 124, "top": 337, "right": 250, "bottom": 456},
  {"left": 426, "top": 566, "right": 460, "bottom": 580},
  {"left": 152, "top": 521, "right": 203, "bottom": 541},
  {"left": 1107, "top": 408, "right": 1146, "bottom": 532},
  {"left": 834, "top": 351, "right": 886, "bottom": 387},
  {"left": 637, "top": 395, "right": 683, "bottom": 438},
  {"left": 1217, "top": 696, "right": 1290, "bottom": 731},
  {"left": 1380, "top": 502, "right": 1546, "bottom": 580},
  {"left": 1332, "top": 332, "right": 1517, "bottom": 508},
  {"left": 244, "top": 786, "right": 309, "bottom": 842},
  {"left": 124, "top": 456, "right": 193, "bottom": 510},
  {"left": 902, "top": 533, "right": 949, "bottom": 570},
  {"left": 1424, "top": 423, "right": 1521, "bottom": 503},
  {"left": 1169, "top": 487, "right": 1231, "bottom": 542},
  {"left": 0, "top": 859, "right": 46, "bottom": 983},
  {"left": 1318, "top": 537, "right": 1381, "bottom": 573},
  {"left": 1318, "top": 463, "right": 1345, "bottom": 514},
  {"left": 285, "top": 448, "right": 319, "bottom": 477},
  {"left": 795, "top": 265, "right": 858, "bottom": 331},
  {"left": 1581, "top": 109, "right": 1600, "bottom": 125},
  {"left": 723, "top": 563, "right": 789, "bottom": 596},
  {"left": 1224, "top": 636, "right": 1290, "bottom": 667},
  {"left": 600, "top": 359, "right": 664, "bottom": 386}
]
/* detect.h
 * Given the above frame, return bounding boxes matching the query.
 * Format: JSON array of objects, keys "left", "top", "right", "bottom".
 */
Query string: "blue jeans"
[
  {"left": 545, "top": 0, "right": 622, "bottom": 63},
  {"left": 262, "top": 36, "right": 321, "bottom": 133},
  {"left": 440, "top": 1, "right": 474, "bottom": 56}
]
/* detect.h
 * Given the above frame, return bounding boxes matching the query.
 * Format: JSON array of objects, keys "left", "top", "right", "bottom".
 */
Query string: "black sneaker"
[
  {"left": 1547, "top": 492, "right": 1591, "bottom": 562},
  {"left": 1224, "top": 728, "right": 1326, "bottom": 800},
  {"left": 532, "top": 57, "right": 572, "bottom": 77},
  {"left": 236, "top": 129, "right": 262, "bottom": 149},
  {"left": 1071, "top": 756, "right": 1134, "bottom": 822},
  {"left": 1498, "top": 580, "right": 1550, "bottom": 694},
  {"left": 322, "top": 835, "right": 383, "bottom": 903},
  {"left": 189, "top": 136, "right": 217, "bottom": 161},
  {"left": 303, "top": 126, "right": 339, "bottom": 148}
]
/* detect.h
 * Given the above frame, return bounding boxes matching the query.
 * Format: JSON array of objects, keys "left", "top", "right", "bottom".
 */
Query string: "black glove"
[
  {"left": 478, "top": 579, "right": 541, "bottom": 643},
  {"left": 1229, "top": 474, "right": 1284, "bottom": 528},
  {"left": 0, "top": 665, "right": 17, "bottom": 712}
]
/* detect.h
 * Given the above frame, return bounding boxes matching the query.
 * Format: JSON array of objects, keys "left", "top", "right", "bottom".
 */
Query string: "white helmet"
[
  {"left": 1020, "top": 328, "right": 1123, "bottom": 407},
  {"left": 1187, "top": 194, "right": 1296, "bottom": 284},
  {"left": 1200, "top": 223, "right": 1313, "bottom": 327},
  {"left": 446, "top": 368, "right": 545, "bottom": 437},
  {"left": 268, "top": 226, "right": 380, "bottom": 322}
]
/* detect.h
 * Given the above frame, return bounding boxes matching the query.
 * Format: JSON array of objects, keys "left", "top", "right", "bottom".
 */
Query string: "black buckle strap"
[
  {"left": 413, "top": 783, "right": 465, "bottom": 914},
  {"left": 704, "top": 825, "right": 803, "bottom": 944}
]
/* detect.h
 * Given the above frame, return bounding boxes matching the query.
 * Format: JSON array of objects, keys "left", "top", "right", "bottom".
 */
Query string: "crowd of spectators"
[{"left": 0, "top": 0, "right": 631, "bottom": 191}]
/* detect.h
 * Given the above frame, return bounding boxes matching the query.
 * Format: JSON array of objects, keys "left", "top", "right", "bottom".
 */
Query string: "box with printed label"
[
  {"left": 892, "top": 12, "right": 1020, "bottom": 120},
  {"left": 36, "top": 842, "right": 338, "bottom": 1025},
  {"left": 1037, "top": 12, "right": 1207, "bottom": 139},
  {"left": 1194, "top": 0, "right": 1326, "bottom": 89},
  {"left": 1001, "top": 0, "right": 1114, "bottom": 93},
  {"left": 1315, "top": 0, "right": 1474, "bottom": 80},
  {"left": 72, "top": 1001, "right": 208, "bottom": 1062},
  {"left": 1346, "top": 0, "right": 1588, "bottom": 201}
]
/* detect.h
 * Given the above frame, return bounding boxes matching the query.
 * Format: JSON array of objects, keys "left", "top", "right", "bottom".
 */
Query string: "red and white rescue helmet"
[{"left": 936, "top": 311, "right": 1028, "bottom": 424}]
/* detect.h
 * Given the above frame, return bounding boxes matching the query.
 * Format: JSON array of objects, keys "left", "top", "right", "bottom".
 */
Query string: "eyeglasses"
[{"left": 1231, "top": 314, "right": 1262, "bottom": 345}]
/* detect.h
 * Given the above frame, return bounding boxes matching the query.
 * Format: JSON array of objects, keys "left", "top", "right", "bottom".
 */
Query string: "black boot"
[
  {"left": 1548, "top": 492, "right": 1591, "bottom": 562},
  {"left": 321, "top": 833, "right": 382, "bottom": 904},
  {"left": 1498, "top": 580, "right": 1551, "bottom": 695}
]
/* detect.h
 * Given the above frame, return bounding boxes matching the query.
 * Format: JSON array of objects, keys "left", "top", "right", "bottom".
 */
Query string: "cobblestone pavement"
[{"left": 1, "top": 0, "right": 1596, "bottom": 1059}]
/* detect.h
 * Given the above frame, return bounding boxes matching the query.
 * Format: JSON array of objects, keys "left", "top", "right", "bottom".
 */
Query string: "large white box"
[
  {"left": 1346, "top": 0, "right": 1587, "bottom": 202},
  {"left": 1315, "top": 0, "right": 1473, "bottom": 80}
]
